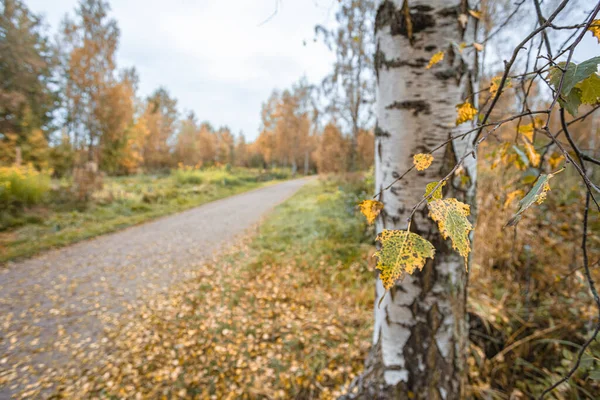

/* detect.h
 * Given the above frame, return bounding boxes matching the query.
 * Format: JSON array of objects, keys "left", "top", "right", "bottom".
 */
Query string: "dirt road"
[{"left": 0, "top": 178, "right": 311, "bottom": 398}]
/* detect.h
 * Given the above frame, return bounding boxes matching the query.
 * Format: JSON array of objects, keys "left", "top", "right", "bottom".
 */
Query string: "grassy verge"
[
  {"left": 49, "top": 175, "right": 375, "bottom": 399},
  {"left": 0, "top": 168, "right": 289, "bottom": 263}
]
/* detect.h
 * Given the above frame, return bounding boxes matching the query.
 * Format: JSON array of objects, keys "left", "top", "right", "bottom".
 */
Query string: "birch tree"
[{"left": 348, "top": 1, "right": 480, "bottom": 397}]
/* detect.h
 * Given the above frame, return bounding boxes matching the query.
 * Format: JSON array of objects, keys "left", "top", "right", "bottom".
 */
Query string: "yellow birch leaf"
[
  {"left": 413, "top": 154, "right": 434, "bottom": 171},
  {"left": 455, "top": 101, "right": 477, "bottom": 125},
  {"left": 374, "top": 230, "right": 435, "bottom": 290},
  {"left": 428, "top": 198, "right": 473, "bottom": 265},
  {"left": 522, "top": 140, "right": 540, "bottom": 167},
  {"left": 458, "top": 42, "right": 467, "bottom": 53},
  {"left": 469, "top": 9, "right": 482, "bottom": 19},
  {"left": 359, "top": 199, "right": 384, "bottom": 225},
  {"left": 518, "top": 123, "right": 534, "bottom": 142},
  {"left": 589, "top": 20, "right": 600, "bottom": 43},
  {"left": 426, "top": 51, "right": 444, "bottom": 69},
  {"left": 473, "top": 42, "right": 483, "bottom": 51}
]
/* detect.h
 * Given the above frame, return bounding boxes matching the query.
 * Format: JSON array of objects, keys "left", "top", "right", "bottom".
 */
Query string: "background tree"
[
  {"left": 314, "top": 122, "right": 349, "bottom": 173},
  {"left": 60, "top": 0, "right": 119, "bottom": 161},
  {"left": 98, "top": 68, "right": 137, "bottom": 174},
  {"left": 0, "top": 0, "right": 57, "bottom": 167},
  {"left": 174, "top": 111, "right": 200, "bottom": 167},
  {"left": 142, "top": 87, "right": 178, "bottom": 170},
  {"left": 315, "top": 0, "right": 375, "bottom": 170}
]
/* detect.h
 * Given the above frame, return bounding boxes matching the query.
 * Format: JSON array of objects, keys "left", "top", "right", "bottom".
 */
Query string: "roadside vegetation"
[{"left": 0, "top": 165, "right": 290, "bottom": 263}]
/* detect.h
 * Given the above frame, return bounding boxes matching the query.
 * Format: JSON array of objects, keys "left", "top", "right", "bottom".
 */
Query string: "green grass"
[{"left": 0, "top": 167, "right": 290, "bottom": 263}]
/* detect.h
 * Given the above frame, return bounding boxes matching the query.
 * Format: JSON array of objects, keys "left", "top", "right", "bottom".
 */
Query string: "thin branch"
[{"left": 473, "top": 0, "right": 571, "bottom": 144}]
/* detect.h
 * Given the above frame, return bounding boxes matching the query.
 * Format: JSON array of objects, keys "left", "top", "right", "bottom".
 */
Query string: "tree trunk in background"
[
  {"left": 345, "top": 1, "right": 478, "bottom": 398},
  {"left": 304, "top": 150, "right": 310, "bottom": 175}
]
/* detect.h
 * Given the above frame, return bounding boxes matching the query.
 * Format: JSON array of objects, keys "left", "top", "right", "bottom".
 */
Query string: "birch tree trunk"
[{"left": 345, "top": 1, "right": 478, "bottom": 398}]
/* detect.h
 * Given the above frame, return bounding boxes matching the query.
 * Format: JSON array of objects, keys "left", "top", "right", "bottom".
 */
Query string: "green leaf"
[
  {"left": 548, "top": 57, "right": 600, "bottom": 96},
  {"left": 577, "top": 73, "right": 600, "bottom": 105},
  {"left": 424, "top": 181, "right": 445, "bottom": 202},
  {"left": 589, "top": 370, "right": 600, "bottom": 380},
  {"left": 374, "top": 230, "right": 435, "bottom": 290},
  {"left": 558, "top": 87, "right": 582, "bottom": 117},
  {"left": 506, "top": 171, "right": 561, "bottom": 227},
  {"left": 428, "top": 198, "right": 473, "bottom": 265}
]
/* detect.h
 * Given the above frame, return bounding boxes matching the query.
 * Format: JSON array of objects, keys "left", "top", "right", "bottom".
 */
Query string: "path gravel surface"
[{"left": 0, "top": 178, "right": 311, "bottom": 398}]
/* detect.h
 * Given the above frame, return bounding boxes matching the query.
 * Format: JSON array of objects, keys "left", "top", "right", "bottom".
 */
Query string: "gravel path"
[{"left": 0, "top": 178, "right": 311, "bottom": 398}]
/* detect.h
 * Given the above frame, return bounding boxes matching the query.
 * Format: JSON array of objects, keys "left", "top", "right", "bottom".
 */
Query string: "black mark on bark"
[
  {"left": 386, "top": 100, "right": 431, "bottom": 116},
  {"left": 375, "top": 124, "right": 391, "bottom": 138},
  {"left": 375, "top": 1, "right": 435, "bottom": 38}
]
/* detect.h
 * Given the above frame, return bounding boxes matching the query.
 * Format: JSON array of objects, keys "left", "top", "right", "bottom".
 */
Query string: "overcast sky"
[
  {"left": 28, "top": 0, "right": 336, "bottom": 140},
  {"left": 26, "top": 0, "right": 599, "bottom": 141}
]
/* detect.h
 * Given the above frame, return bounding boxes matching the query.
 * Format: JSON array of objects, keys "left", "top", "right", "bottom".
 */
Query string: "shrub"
[{"left": 0, "top": 164, "right": 51, "bottom": 207}]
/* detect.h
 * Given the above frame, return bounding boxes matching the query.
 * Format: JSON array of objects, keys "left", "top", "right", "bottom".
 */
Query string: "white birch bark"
[{"left": 348, "top": 1, "right": 479, "bottom": 398}]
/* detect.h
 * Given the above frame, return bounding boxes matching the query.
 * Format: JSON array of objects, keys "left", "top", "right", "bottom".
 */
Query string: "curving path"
[{"left": 0, "top": 178, "right": 312, "bottom": 399}]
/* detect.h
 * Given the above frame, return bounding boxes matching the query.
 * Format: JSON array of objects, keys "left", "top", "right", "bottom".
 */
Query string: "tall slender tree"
[
  {"left": 142, "top": 87, "right": 178, "bottom": 170},
  {"left": 347, "top": 1, "right": 479, "bottom": 398},
  {"left": 315, "top": 0, "right": 375, "bottom": 170},
  {"left": 60, "top": 0, "right": 119, "bottom": 160}
]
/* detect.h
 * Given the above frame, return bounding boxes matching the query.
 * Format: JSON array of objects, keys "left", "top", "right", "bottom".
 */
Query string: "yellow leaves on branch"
[
  {"left": 589, "top": 19, "right": 600, "bottom": 43},
  {"left": 426, "top": 51, "right": 444, "bottom": 69},
  {"left": 359, "top": 199, "right": 383, "bottom": 225},
  {"left": 375, "top": 230, "right": 435, "bottom": 290},
  {"left": 456, "top": 101, "right": 477, "bottom": 125},
  {"left": 428, "top": 198, "right": 473, "bottom": 265},
  {"left": 413, "top": 154, "right": 433, "bottom": 171},
  {"left": 506, "top": 170, "right": 563, "bottom": 227}
]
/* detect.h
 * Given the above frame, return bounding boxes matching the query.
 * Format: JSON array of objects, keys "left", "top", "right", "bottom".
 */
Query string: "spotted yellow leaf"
[
  {"left": 424, "top": 181, "right": 446, "bottom": 202},
  {"left": 589, "top": 19, "right": 600, "bottom": 43},
  {"left": 455, "top": 101, "right": 477, "bottom": 125},
  {"left": 506, "top": 170, "right": 562, "bottom": 227},
  {"left": 359, "top": 199, "right": 383, "bottom": 225},
  {"left": 489, "top": 76, "right": 511, "bottom": 96},
  {"left": 428, "top": 198, "right": 473, "bottom": 265},
  {"left": 426, "top": 51, "right": 444, "bottom": 69},
  {"left": 374, "top": 230, "right": 435, "bottom": 290},
  {"left": 413, "top": 153, "right": 434, "bottom": 171}
]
